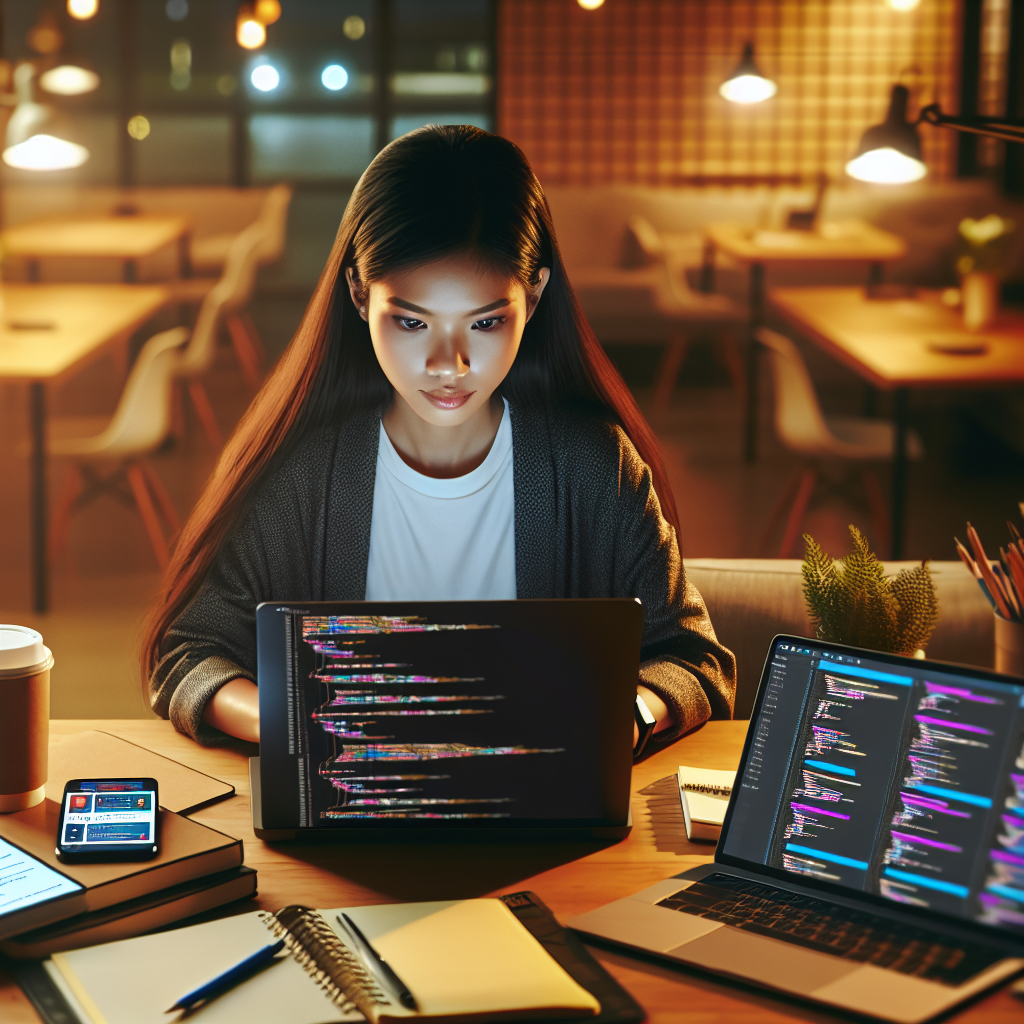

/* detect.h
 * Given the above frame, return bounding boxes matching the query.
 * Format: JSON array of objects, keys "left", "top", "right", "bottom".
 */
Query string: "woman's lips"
[{"left": 422, "top": 390, "right": 474, "bottom": 410}]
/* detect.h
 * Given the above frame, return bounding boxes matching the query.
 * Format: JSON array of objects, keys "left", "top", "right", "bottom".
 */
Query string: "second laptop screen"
[{"left": 723, "top": 640, "right": 1024, "bottom": 937}]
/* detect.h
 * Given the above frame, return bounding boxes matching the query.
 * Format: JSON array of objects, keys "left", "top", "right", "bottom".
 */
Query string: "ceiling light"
[
  {"left": 577, "top": 0, "right": 606, "bottom": 9},
  {"left": 720, "top": 42, "right": 777, "bottom": 104},
  {"left": 4, "top": 63, "right": 90, "bottom": 171},
  {"left": 253, "top": 0, "right": 281, "bottom": 24},
  {"left": 321, "top": 64, "right": 348, "bottom": 90},
  {"left": 237, "top": 5, "right": 266, "bottom": 49},
  {"left": 251, "top": 63, "right": 280, "bottom": 91},
  {"left": 887, "top": 0, "right": 921, "bottom": 10},
  {"left": 67, "top": 0, "right": 99, "bottom": 18},
  {"left": 845, "top": 84, "right": 926, "bottom": 184},
  {"left": 38, "top": 63, "right": 100, "bottom": 96}
]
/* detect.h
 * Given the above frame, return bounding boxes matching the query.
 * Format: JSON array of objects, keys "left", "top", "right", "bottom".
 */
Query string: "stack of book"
[{"left": 0, "top": 731, "right": 255, "bottom": 958}]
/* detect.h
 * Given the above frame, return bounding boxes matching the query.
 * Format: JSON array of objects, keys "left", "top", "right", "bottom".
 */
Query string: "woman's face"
[{"left": 349, "top": 255, "right": 549, "bottom": 428}]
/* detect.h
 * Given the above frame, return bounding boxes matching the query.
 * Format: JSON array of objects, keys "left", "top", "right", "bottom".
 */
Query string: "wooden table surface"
[
  {"left": 2, "top": 719, "right": 1019, "bottom": 1024},
  {"left": 0, "top": 283, "right": 170, "bottom": 383},
  {"left": 770, "top": 286, "right": 1024, "bottom": 389},
  {"left": 705, "top": 220, "right": 908, "bottom": 264},
  {"left": 2, "top": 216, "right": 191, "bottom": 261}
]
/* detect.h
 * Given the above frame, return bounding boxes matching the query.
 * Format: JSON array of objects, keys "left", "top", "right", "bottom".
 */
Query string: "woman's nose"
[{"left": 426, "top": 342, "right": 470, "bottom": 379}]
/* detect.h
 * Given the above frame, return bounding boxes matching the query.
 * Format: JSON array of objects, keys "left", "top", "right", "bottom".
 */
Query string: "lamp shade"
[
  {"left": 719, "top": 42, "right": 777, "bottom": 104},
  {"left": 39, "top": 62, "right": 100, "bottom": 96},
  {"left": 845, "top": 84, "right": 926, "bottom": 184},
  {"left": 4, "top": 64, "right": 89, "bottom": 171}
]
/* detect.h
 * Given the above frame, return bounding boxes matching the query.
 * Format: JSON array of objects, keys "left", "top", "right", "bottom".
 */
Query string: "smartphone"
[{"left": 56, "top": 778, "right": 160, "bottom": 862}]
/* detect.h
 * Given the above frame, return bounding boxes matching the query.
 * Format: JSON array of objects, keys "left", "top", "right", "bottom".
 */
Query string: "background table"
[
  {"left": 701, "top": 220, "right": 908, "bottom": 462},
  {"left": 2, "top": 719, "right": 1018, "bottom": 1023},
  {"left": 770, "top": 286, "right": 1024, "bottom": 558},
  {"left": 2, "top": 216, "right": 192, "bottom": 282},
  {"left": 0, "top": 284, "right": 170, "bottom": 611}
]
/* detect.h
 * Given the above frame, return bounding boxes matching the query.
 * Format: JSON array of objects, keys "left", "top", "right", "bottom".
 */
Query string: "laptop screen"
[{"left": 722, "top": 638, "right": 1024, "bottom": 937}]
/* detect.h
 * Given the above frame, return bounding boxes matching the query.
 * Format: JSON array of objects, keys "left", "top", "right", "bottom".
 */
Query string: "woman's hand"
[
  {"left": 202, "top": 678, "right": 260, "bottom": 743},
  {"left": 634, "top": 684, "right": 673, "bottom": 747}
]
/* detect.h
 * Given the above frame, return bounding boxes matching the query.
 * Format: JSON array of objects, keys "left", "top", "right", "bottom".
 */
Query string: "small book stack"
[
  {"left": 676, "top": 766, "right": 736, "bottom": 842},
  {"left": 0, "top": 731, "right": 255, "bottom": 958}
]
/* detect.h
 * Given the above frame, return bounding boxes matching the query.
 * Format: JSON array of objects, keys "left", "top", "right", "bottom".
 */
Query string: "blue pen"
[{"left": 165, "top": 938, "right": 285, "bottom": 1012}]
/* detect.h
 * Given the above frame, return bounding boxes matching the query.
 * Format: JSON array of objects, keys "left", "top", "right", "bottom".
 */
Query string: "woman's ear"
[
  {"left": 524, "top": 267, "right": 551, "bottom": 323},
  {"left": 345, "top": 266, "right": 369, "bottom": 321}
]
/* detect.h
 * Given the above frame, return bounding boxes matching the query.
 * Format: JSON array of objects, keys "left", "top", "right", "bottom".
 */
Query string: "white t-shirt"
[{"left": 364, "top": 399, "right": 516, "bottom": 601}]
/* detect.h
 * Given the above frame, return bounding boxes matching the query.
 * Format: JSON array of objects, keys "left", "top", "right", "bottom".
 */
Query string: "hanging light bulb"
[
  {"left": 845, "top": 84, "right": 927, "bottom": 184},
  {"left": 253, "top": 0, "right": 282, "bottom": 24},
  {"left": 4, "top": 63, "right": 90, "bottom": 171},
  {"left": 719, "top": 42, "right": 777, "bottom": 104},
  {"left": 67, "top": 0, "right": 99, "bottom": 20},
  {"left": 39, "top": 63, "right": 101, "bottom": 95},
  {"left": 720, "top": 42, "right": 777, "bottom": 104},
  {"left": 236, "top": 4, "right": 266, "bottom": 49}
]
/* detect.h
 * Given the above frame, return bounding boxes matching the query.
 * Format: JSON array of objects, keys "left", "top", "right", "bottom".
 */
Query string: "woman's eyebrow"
[{"left": 386, "top": 298, "right": 510, "bottom": 316}]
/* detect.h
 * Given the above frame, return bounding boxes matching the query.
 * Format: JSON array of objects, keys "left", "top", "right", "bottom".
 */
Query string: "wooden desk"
[
  {"left": 1, "top": 719, "right": 1017, "bottom": 1023},
  {"left": 0, "top": 284, "right": 170, "bottom": 611},
  {"left": 701, "top": 220, "right": 908, "bottom": 463},
  {"left": 2, "top": 216, "right": 192, "bottom": 282},
  {"left": 771, "top": 286, "right": 1024, "bottom": 558}
]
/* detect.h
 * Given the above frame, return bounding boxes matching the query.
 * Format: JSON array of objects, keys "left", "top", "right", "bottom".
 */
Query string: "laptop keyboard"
[{"left": 656, "top": 873, "right": 1004, "bottom": 986}]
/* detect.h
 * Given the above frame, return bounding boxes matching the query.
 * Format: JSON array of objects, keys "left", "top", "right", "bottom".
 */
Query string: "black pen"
[{"left": 338, "top": 913, "right": 418, "bottom": 1011}]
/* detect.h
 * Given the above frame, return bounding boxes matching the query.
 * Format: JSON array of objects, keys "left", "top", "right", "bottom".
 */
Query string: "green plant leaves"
[{"left": 801, "top": 525, "right": 939, "bottom": 656}]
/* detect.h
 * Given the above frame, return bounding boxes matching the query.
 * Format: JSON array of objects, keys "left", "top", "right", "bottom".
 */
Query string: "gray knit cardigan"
[{"left": 150, "top": 402, "right": 736, "bottom": 746}]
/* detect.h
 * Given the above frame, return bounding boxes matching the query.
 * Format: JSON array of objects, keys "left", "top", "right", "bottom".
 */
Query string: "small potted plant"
[
  {"left": 956, "top": 214, "right": 1016, "bottom": 331},
  {"left": 802, "top": 526, "right": 938, "bottom": 657}
]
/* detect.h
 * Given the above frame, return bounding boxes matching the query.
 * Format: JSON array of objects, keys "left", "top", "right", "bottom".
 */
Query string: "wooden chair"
[
  {"left": 175, "top": 224, "right": 266, "bottom": 447},
  {"left": 756, "top": 327, "right": 924, "bottom": 557},
  {"left": 49, "top": 327, "right": 190, "bottom": 570}
]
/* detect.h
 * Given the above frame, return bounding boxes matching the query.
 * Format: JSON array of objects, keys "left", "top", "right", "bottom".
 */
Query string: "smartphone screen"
[{"left": 58, "top": 778, "right": 159, "bottom": 859}]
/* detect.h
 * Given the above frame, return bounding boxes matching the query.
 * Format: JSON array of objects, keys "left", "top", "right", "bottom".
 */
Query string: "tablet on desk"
[{"left": 253, "top": 599, "right": 642, "bottom": 840}]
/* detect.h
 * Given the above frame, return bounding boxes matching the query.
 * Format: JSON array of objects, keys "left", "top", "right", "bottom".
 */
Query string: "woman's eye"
[
  {"left": 394, "top": 317, "right": 426, "bottom": 331},
  {"left": 471, "top": 316, "right": 506, "bottom": 331}
]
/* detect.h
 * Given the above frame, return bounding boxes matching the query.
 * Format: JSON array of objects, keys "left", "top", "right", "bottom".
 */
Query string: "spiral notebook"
[{"left": 40, "top": 893, "right": 643, "bottom": 1024}]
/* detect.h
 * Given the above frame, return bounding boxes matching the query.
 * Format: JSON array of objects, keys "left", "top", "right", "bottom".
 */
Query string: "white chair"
[
  {"left": 49, "top": 327, "right": 190, "bottom": 570},
  {"left": 190, "top": 183, "right": 293, "bottom": 275},
  {"left": 175, "top": 224, "right": 266, "bottom": 447},
  {"left": 755, "top": 327, "right": 924, "bottom": 557},
  {"left": 572, "top": 215, "right": 746, "bottom": 415}
]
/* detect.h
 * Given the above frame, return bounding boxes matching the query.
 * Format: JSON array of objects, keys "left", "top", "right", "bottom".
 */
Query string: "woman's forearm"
[{"left": 202, "top": 678, "right": 260, "bottom": 743}]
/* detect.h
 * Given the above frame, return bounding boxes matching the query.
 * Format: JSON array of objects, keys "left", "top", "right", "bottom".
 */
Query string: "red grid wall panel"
[{"left": 498, "top": 0, "right": 961, "bottom": 186}]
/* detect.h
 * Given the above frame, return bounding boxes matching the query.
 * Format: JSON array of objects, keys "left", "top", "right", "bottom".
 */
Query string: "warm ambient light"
[
  {"left": 127, "top": 115, "right": 151, "bottom": 140},
  {"left": 321, "top": 64, "right": 348, "bottom": 90},
  {"left": 67, "top": 0, "right": 98, "bottom": 19},
  {"left": 845, "top": 84, "right": 927, "bottom": 184},
  {"left": 4, "top": 134, "right": 89, "bottom": 171},
  {"left": 38, "top": 64, "right": 100, "bottom": 95},
  {"left": 887, "top": 0, "right": 921, "bottom": 10},
  {"left": 845, "top": 147, "right": 926, "bottom": 184},
  {"left": 577, "top": 0, "right": 606, "bottom": 9},
  {"left": 236, "top": 8, "right": 266, "bottom": 49},
  {"left": 251, "top": 64, "right": 280, "bottom": 91},
  {"left": 253, "top": 0, "right": 282, "bottom": 24},
  {"left": 720, "top": 42, "right": 777, "bottom": 104}
]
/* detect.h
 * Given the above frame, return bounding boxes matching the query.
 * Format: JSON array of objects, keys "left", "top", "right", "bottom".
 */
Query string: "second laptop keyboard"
[{"left": 656, "top": 872, "right": 1004, "bottom": 986}]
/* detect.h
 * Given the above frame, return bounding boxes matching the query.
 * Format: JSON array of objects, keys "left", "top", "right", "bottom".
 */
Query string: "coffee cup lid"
[{"left": 0, "top": 625, "right": 47, "bottom": 671}]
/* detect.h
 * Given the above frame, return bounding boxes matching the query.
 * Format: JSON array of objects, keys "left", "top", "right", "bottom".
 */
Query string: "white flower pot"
[{"left": 962, "top": 271, "right": 999, "bottom": 331}]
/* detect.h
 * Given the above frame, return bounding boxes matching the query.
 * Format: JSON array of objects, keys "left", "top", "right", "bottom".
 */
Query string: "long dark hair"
[{"left": 141, "top": 125, "right": 680, "bottom": 680}]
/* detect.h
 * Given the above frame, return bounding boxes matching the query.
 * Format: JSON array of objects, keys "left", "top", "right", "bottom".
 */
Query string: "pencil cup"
[
  {"left": 0, "top": 625, "right": 53, "bottom": 812},
  {"left": 995, "top": 615, "right": 1024, "bottom": 678}
]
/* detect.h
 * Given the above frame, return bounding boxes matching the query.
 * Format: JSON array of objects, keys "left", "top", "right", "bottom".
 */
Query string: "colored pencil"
[{"left": 967, "top": 523, "right": 1013, "bottom": 620}]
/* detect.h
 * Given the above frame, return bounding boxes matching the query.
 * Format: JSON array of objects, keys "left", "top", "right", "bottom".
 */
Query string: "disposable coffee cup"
[{"left": 0, "top": 625, "right": 53, "bottom": 812}]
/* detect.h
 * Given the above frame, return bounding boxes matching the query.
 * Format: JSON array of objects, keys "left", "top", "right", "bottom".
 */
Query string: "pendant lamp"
[
  {"left": 719, "top": 42, "right": 777, "bottom": 105},
  {"left": 845, "top": 84, "right": 926, "bottom": 184}
]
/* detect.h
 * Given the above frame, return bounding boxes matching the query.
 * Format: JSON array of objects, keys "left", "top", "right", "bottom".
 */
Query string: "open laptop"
[
  {"left": 568, "top": 635, "right": 1024, "bottom": 1023},
  {"left": 251, "top": 599, "right": 641, "bottom": 840}
]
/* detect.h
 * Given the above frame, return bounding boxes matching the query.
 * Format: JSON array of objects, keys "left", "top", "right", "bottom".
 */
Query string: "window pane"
[
  {"left": 390, "top": 113, "right": 493, "bottom": 141},
  {"left": 249, "top": 114, "right": 374, "bottom": 181},
  {"left": 135, "top": 115, "right": 233, "bottom": 184}
]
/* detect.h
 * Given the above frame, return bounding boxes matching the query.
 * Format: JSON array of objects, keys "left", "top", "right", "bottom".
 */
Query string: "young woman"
[{"left": 142, "top": 125, "right": 735, "bottom": 748}]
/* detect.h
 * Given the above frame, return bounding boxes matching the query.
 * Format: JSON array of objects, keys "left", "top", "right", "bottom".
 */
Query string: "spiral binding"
[
  {"left": 260, "top": 906, "right": 390, "bottom": 1020},
  {"left": 680, "top": 783, "right": 732, "bottom": 796}
]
